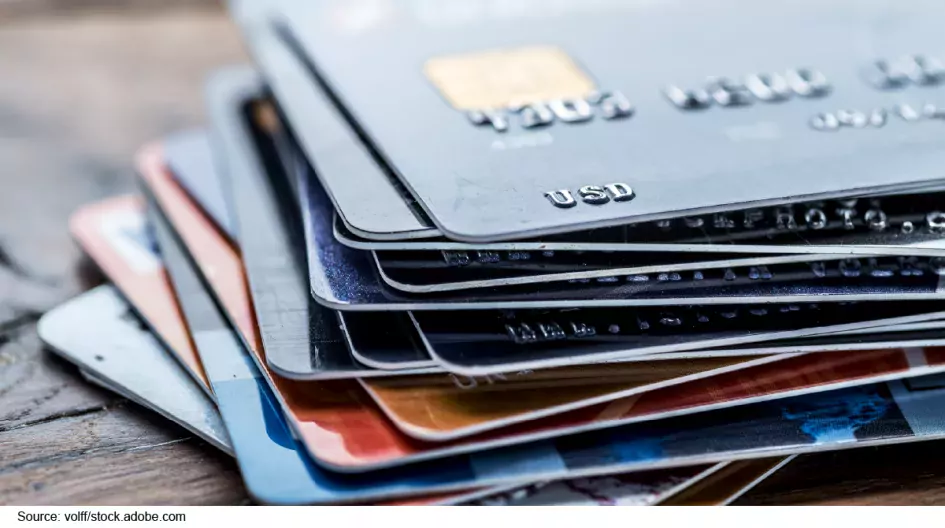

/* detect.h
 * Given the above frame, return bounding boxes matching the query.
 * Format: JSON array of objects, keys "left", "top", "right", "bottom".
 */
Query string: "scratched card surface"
[
  {"left": 257, "top": 0, "right": 945, "bottom": 243},
  {"left": 450, "top": 372, "right": 945, "bottom": 482},
  {"left": 69, "top": 195, "right": 211, "bottom": 394},
  {"left": 38, "top": 285, "right": 231, "bottom": 454}
]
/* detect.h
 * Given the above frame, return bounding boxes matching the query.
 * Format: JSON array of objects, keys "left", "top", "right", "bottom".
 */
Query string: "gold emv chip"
[{"left": 423, "top": 46, "right": 597, "bottom": 110}]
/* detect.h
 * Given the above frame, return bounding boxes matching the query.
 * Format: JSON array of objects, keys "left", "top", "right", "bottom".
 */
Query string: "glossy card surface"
[
  {"left": 69, "top": 195, "right": 211, "bottom": 394},
  {"left": 264, "top": 0, "right": 945, "bottom": 242},
  {"left": 351, "top": 349, "right": 945, "bottom": 444},
  {"left": 413, "top": 303, "right": 945, "bottom": 375},
  {"left": 360, "top": 355, "right": 788, "bottom": 441},
  {"left": 374, "top": 251, "right": 823, "bottom": 294},
  {"left": 38, "top": 285, "right": 231, "bottom": 455}
]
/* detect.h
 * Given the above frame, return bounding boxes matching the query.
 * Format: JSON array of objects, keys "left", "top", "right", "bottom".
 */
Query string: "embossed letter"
[{"left": 544, "top": 189, "right": 577, "bottom": 208}]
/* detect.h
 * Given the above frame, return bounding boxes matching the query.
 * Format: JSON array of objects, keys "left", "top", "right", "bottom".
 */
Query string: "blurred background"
[{"left": 0, "top": 0, "right": 242, "bottom": 314}]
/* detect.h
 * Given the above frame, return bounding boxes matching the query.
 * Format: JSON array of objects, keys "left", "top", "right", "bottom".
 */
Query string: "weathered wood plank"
[
  {"left": 0, "top": 404, "right": 246, "bottom": 505},
  {"left": 0, "top": 326, "right": 118, "bottom": 432}
]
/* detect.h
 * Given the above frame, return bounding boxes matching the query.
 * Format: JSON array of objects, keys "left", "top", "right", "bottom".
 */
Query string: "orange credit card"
[
  {"left": 359, "top": 354, "right": 788, "bottom": 441},
  {"left": 69, "top": 195, "right": 211, "bottom": 395}
]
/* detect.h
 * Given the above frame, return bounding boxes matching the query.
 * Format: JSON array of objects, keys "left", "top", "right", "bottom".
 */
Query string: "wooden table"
[{"left": 0, "top": 4, "right": 941, "bottom": 506}]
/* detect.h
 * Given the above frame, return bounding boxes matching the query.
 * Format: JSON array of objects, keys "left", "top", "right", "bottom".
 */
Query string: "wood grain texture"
[
  {"left": 2, "top": 5, "right": 945, "bottom": 507},
  {"left": 0, "top": 403, "right": 246, "bottom": 505},
  {"left": 0, "top": 6, "right": 248, "bottom": 506}
]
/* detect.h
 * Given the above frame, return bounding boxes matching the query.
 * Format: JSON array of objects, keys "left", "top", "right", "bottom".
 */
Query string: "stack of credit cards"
[{"left": 36, "top": 0, "right": 945, "bottom": 505}]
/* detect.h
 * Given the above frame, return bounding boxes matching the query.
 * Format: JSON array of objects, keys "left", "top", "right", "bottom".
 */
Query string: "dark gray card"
[
  {"left": 232, "top": 9, "right": 437, "bottom": 241},
  {"left": 268, "top": 0, "right": 945, "bottom": 242}
]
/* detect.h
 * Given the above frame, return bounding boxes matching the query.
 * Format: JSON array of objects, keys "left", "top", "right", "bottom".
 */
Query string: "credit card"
[
  {"left": 77, "top": 368, "right": 226, "bottom": 450},
  {"left": 261, "top": 0, "right": 945, "bottom": 242},
  {"left": 657, "top": 456, "right": 795, "bottom": 506},
  {"left": 412, "top": 303, "right": 945, "bottom": 375},
  {"left": 38, "top": 285, "right": 231, "bottom": 455},
  {"left": 375, "top": 251, "right": 945, "bottom": 294},
  {"left": 69, "top": 196, "right": 211, "bottom": 394},
  {"left": 75, "top": 218, "right": 945, "bottom": 482},
  {"left": 332, "top": 213, "right": 945, "bottom": 257},
  {"left": 469, "top": 464, "right": 720, "bottom": 506},
  {"left": 340, "top": 311, "right": 438, "bottom": 370},
  {"left": 234, "top": 2, "right": 945, "bottom": 254},
  {"left": 360, "top": 355, "right": 789, "bottom": 441},
  {"left": 374, "top": 251, "right": 823, "bottom": 293},
  {"left": 448, "top": 374, "right": 945, "bottom": 482},
  {"left": 160, "top": 115, "right": 808, "bottom": 391},
  {"left": 348, "top": 349, "right": 945, "bottom": 445}
]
